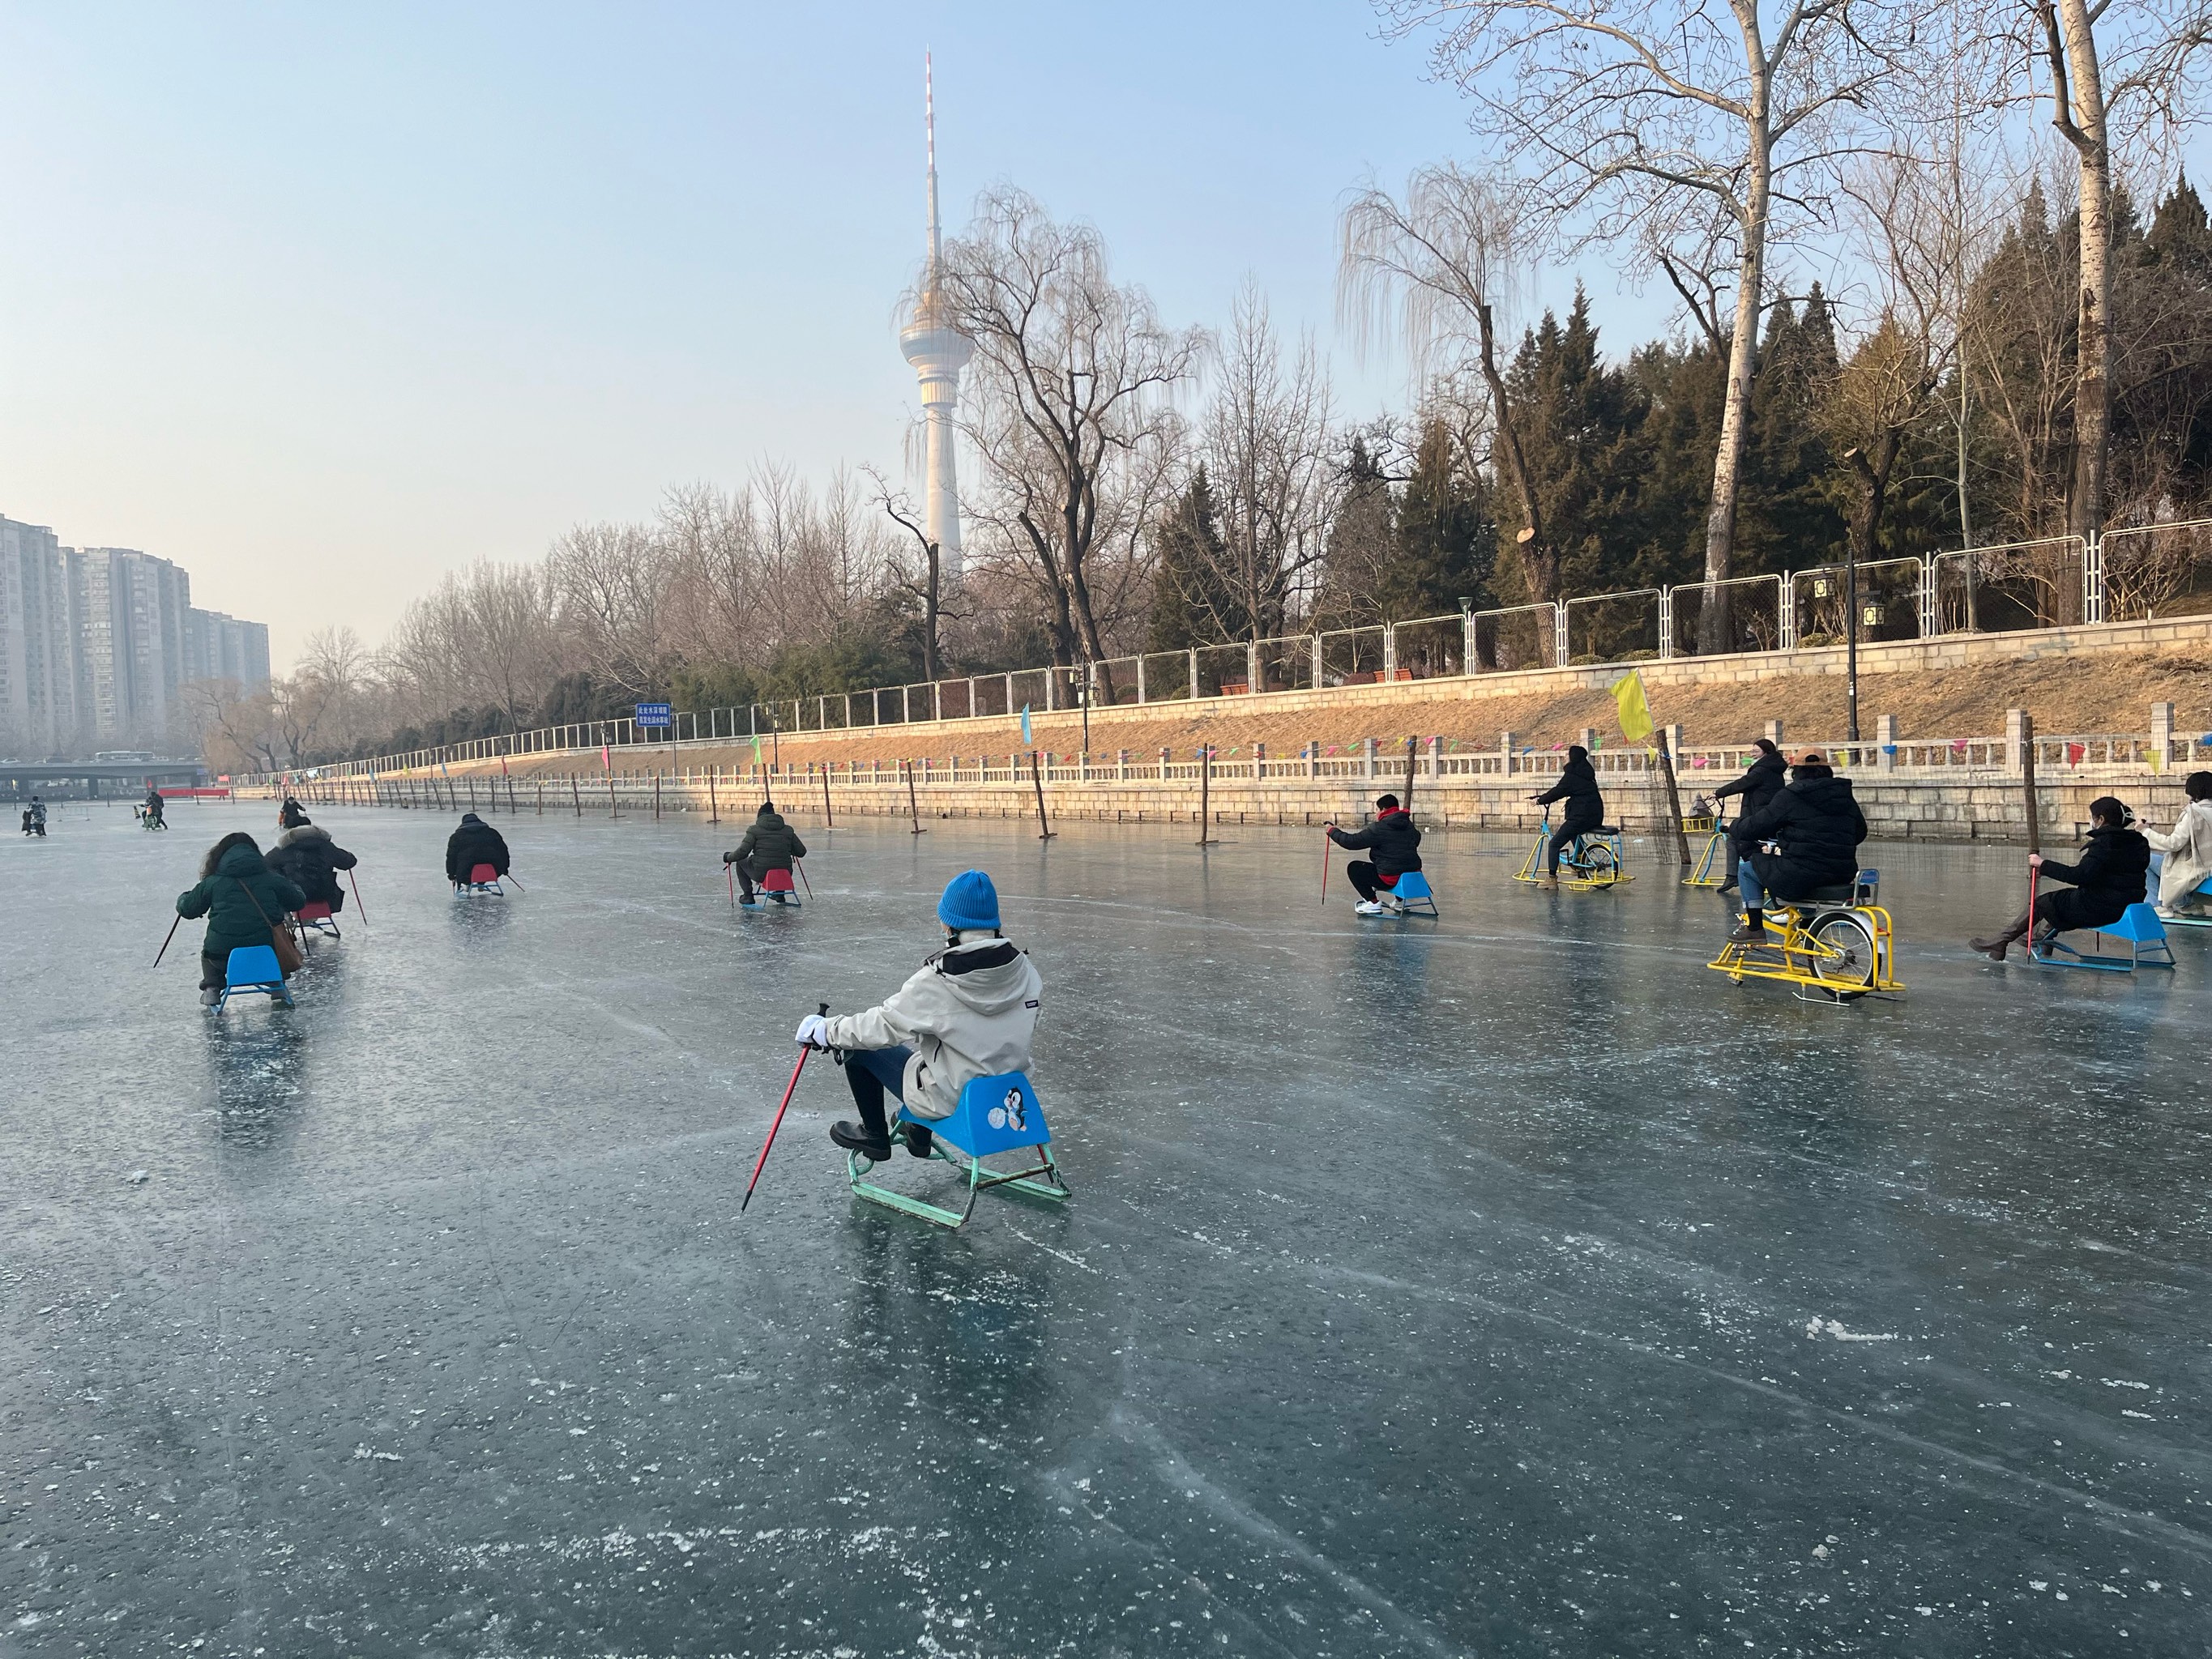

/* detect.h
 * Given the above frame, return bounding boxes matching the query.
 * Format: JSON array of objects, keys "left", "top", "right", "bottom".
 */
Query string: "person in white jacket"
[
  {"left": 794, "top": 869, "right": 1043, "bottom": 1163},
  {"left": 2147, "top": 770, "right": 2212, "bottom": 918}
]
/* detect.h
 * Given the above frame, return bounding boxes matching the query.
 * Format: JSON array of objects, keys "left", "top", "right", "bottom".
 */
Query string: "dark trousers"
[
  {"left": 200, "top": 952, "right": 226, "bottom": 991},
  {"left": 737, "top": 868, "right": 757, "bottom": 902},
  {"left": 1548, "top": 820, "right": 1598, "bottom": 876},
  {"left": 1347, "top": 862, "right": 1399, "bottom": 902},
  {"left": 844, "top": 1043, "right": 919, "bottom": 1141}
]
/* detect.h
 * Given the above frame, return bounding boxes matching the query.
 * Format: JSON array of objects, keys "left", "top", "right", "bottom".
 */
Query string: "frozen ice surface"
[{"left": 3, "top": 800, "right": 2208, "bottom": 1656}]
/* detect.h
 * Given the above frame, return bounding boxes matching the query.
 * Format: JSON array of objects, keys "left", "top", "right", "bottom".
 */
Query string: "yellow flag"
[{"left": 1612, "top": 670, "right": 1654, "bottom": 744}]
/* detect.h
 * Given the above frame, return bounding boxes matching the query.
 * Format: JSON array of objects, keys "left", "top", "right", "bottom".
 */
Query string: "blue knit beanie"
[{"left": 937, "top": 869, "right": 1001, "bottom": 932}]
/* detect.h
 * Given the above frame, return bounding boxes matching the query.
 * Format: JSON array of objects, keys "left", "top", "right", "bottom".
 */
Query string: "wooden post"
[
  {"left": 905, "top": 760, "right": 926, "bottom": 834},
  {"left": 2020, "top": 710, "right": 2040, "bottom": 853},
  {"left": 821, "top": 763, "right": 835, "bottom": 830},
  {"left": 654, "top": 772, "right": 661, "bottom": 820},
  {"left": 570, "top": 774, "right": 581, "bottom": 817},
  {"left": 1655, "top": 729, "right": 1693, "bottom": 867},
  {"left": 507, "top": 775, "right": 518, "bottom": 815},
  {"left": 1403, "top": 736, "right": 1417, "bottom": 811},
  {"left": 608, "top": 774, "right": 618, "bottom": 819},
  {"left": 708, "top": 771, "right": 719, "bottom": 824},
  {"left": 1031, "top": 751, "right": 1054, "bottom": 839},
  {"left": 1196, "top": 746, "right": 1215, "bottom": 846}
]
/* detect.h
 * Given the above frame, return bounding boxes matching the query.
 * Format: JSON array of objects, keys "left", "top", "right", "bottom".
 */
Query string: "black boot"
[
  {"left": 831, "top": 1120, "right": 892, "bottom": 1162},
  {"left": 903, "top": 1122, "right": 934, "bottom": 1159},
  {"left": 1969, "top": 911, "right": 2031, "bottom": 961},
  {"left": 1728, "top": 908, "right": 1766, "bottom": 945}
]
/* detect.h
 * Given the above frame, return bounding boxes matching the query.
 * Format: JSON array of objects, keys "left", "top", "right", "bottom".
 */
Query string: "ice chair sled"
[
  {"left": 847, "top": 1072, "right": 1070, "bottom": 1230},
  {"left": 1376, "top": 870, "right": 1438, "bottom": 917},
  {"left": 293, "top": 900, "right": 340, "bottom": 944},
  {"left": 2150, "top": 853, "right": 2212, "bottom": 929},
  {"left": 457, "top": 862, "right": 503, "bottom": 894},
  {"left": 2030, "top": 902, "right": 2176, "bottom": 972},
  {"left": 760, "top": 867, "right": 800, "bottom": 906},
  {"left": 217, "top": 944, "right": 293, "bottom": 1011}
]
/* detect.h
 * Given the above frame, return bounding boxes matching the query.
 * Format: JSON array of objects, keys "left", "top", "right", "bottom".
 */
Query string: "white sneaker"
[
  {"left": 2154, "top": 905, "right": 2179, "bottom": 919},
  {"left": 1353, "top": 900, "right": 1386, "bottom": 916}
]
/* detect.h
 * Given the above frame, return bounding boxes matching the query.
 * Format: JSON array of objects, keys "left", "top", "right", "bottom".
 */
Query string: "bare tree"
[
  {"left": 549, "top": 522, "right": 669, "bottom": 696},
  {"left": 1199, "top": 283, "right": 1337, "bottom": 642},
  {"left": 1338, "top": 163, "right": 1556, "bottom": 603},
  {"left": 865, "top": 464, "right": 945, "bottom": 682},
  {"left": 1381, "top": 0, "right": 1904, "bottom": 644},
  {"left": 937, "top": 187, "right": 1204, "bottom": 684},
  {"left": 2015, "top": 0, "right": 2212, "bottom": 545}
]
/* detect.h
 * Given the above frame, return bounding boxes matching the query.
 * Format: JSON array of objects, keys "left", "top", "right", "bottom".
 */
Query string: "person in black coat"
[
  {"left": 721, "top": 801, "right": 808, "bottom": 906},
  {"left": 445, "top": 812, "right": 510, "bottom": 885},
  {"left": 1712, "top": 739, "right": 1787, "bottom": 857},
  {"left": 1727, "top": 753, "right": 1868, "bottom": 942},
  {"left": 1530, "top": 745, "right": 1604, "bottom": 881},
  {"left": 265, "top": 813, "right": 359, "bottom": 911},
  {"left": 1971, "top": 796, "right": 2150, "bottom": 960},
  {"left": 1326, "top": 795, "right": 1424, "bottom": 913}
]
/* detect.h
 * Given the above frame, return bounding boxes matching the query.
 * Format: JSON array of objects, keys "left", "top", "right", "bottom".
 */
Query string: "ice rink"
[{"left": 4, "top": 799, "right": 2207, "bottom": 1656}]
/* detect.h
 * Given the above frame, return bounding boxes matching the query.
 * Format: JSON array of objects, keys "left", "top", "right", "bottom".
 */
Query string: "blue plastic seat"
[
  {"left": 852, "top": 1071, "right": 1067, "bottom": 1228},
  {"left": 219, "top": 944, "right": 293, "bottom": 1009},
  {"left": 1385, "top": 870, "right": 1439, "bottom": 917}
]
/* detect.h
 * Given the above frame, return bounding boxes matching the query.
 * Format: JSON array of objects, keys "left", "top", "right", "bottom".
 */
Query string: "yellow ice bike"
[
  {"left": 1514, "top": 817, "right": 1631, "bottom": 890},
  {"left": 1708, "top": 868, "right": 1903, "bottom": 1003},
  {"left": 1681, "top": 799, "right": 1731, "bottom": 888}
]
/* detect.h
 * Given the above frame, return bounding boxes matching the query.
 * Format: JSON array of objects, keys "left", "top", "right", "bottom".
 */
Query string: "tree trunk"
[
  {"left": 2048, "top": 0, "right": 2107, "bottom": 622},
  {"left": 1697, "top": 15, "right": 1773, "bottom": 653},
  {"left": 1476, "top": 301, "right": 1550, "bottom": 603},
  {"left": 922, "top": 540, "right": 941, "bottom": 683}
]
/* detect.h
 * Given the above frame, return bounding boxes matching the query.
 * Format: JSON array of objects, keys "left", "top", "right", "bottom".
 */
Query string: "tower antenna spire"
[{"left": 925, "top": 50, "right": 941, "bottom": 278}]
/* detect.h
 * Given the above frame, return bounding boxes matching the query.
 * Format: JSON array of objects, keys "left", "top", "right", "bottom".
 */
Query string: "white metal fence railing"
[{"left": 246, "top": 524, "right": 2212, "bottom": 785}]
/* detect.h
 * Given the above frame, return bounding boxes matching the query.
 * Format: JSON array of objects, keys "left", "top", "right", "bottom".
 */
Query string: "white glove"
[{"left": 793, "top": 1013, "right": 831, "bottom": 1049}]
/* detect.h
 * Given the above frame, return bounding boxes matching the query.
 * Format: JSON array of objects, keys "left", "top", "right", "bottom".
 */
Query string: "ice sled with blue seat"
[
  {"left": 846, "top": 1072, "right": 1070, "bottom": 1230},
  {"left": 1368, "top": 869, "right": 1438, "bottom": 918},
  {"left": 2150, "top": 852, "right": 2212, "bottom": 929},
  {"left": 2029, "top": 902, "right": 2176, "bottom": 972},
  {"left": 455, "top": 862, "right": 503, "bottom": 895},
  {"left": 216, "top": 944, "right": 293, "bottom": 1011}
]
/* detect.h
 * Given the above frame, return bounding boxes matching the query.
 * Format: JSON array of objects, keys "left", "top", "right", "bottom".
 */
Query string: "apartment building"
[{"left": 1, "top": 515, "right": 271, "bottom": 757}]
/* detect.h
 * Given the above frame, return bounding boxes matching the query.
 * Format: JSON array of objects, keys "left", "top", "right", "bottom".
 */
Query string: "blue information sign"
[{"left": 635, "top": 702, "right": 673, "bottom": 728}]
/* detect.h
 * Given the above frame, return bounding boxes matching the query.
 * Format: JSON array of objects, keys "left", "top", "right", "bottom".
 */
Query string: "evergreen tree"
[
  {"left": 1312, "top": 433, "right": 1397, "bottom": 627},
  {"left": 1378, "top": 418, "right": 1495, "bottom": 621},
  {"left": 1147, "top": 467, "right": 1243, "bottom": 651}
]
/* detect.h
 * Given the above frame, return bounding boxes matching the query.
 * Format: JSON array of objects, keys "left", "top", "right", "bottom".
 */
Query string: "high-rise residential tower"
[{"left": 897, "top": 53, "right": 972, "bottom": 583}]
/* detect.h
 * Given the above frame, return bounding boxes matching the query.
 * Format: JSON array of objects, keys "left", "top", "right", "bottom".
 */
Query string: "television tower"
[{"left": 898, "top": 53, "right": 972, "bottom": 582}]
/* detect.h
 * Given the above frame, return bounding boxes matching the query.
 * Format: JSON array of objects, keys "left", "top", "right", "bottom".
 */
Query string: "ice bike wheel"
[
  {"left": 1576, "top": 842, "right": 1618, "bottom": 882},
  {"left": 1807, "top": 912, "right": 1877, "bottom": 992}
]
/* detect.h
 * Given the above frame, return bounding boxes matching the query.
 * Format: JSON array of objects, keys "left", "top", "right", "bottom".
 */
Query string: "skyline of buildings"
[{"left": 0, "top": 513, "right": 269, "bottom": 759}]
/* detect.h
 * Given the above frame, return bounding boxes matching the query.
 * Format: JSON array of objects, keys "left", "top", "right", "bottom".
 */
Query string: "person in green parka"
[{"left": 177, "top": 831, "right": 306, "bottom": 1005}]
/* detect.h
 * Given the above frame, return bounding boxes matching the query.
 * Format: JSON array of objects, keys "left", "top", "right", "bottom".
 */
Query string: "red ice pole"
[
  {"left": 796, "top": 859, "right": 813, "bottom": 900},
  {"left": 2024, "top": 854, "right": 2039, "bottom": 957},
  {"left": 502, "top": 872, "right": 526, "bottom": 892},
  {"left": 348, "top": 868, "right": 369, "bottom": 924},
  {"left": 728, "top": 863, "right": 736, "bottom": 906},
  {"left": 741, "top": 1002, "right": 829, "bottom": 1214}
]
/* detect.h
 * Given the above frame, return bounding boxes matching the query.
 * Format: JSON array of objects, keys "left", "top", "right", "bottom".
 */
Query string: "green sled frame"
[{"left": 847, "top": 1071, "right": 1070, "bottom": 1230}]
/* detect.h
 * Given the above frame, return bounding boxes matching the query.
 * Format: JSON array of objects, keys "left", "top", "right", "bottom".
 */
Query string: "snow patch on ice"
[{"left": 1804, "top": 1317, "right": 1898, "bottom": 1342}]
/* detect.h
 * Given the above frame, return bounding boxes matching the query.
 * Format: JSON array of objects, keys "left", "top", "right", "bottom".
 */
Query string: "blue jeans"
[
  {"left": 844, "top": 1043, "right": 916, "bottom": 1138},
  {"left": 1738, "top": 857, "right": 1772, "bottom": 911}
]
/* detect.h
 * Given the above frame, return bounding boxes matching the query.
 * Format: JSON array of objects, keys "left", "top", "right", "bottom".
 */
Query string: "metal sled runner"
[
  {"left": 1707, "top": 869, "right": 1902, "bottom": 1003},
  {"left": 1514, "top": 819, "right": 1631, "bottom": 890},
  {"left": 1363, "top": 870, "right": 1439, "bottom": 918},
  {"left": 848, "top": 1072, "right": 1070, "bottom": 1230},
  {"left": 293, "top": 900, "right": 341, "bottom": 947},
  {"left": 455, "top": 862, "right": 503, "bottom": 895}
]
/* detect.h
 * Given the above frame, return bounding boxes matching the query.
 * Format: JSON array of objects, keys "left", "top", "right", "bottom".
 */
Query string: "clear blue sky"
[{"left": 0, "top": 3, "right": 1716, "bottom": 665}]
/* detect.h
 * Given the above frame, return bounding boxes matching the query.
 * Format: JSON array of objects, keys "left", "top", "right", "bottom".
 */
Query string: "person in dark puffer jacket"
[
  {"left": 1971, "top": 796, "right": 2150, "bottom": 960},
  {"left": 1727, "top": 753, "right": 1868, "bottom": 942},
  {"left": 1712, "top": 739, "right": 1787, "bottom": 860},
  {"left": 177, "top": 832, "right": 307, "bottom": 1004},
  {"left": 1530, "top": 745, "right": 1605, "bottom": 882},
  {"left": 722, "top": 801, "right": 808, "bottom": 907},
  {"left": 1326, "top": 795, "right": 1424, "bottom": 913},
  {"left": 266, "top": 812, "right": 359, "bottom": 911},
  {"left": 445, "top": 812, "right": 510, "bottom": 885}
]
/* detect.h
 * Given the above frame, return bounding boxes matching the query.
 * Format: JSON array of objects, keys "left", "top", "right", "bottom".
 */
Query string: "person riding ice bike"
[
  {"left": 1727, "top": 753, "right": 1867, "bottom": 945},
  {"left": 1530, "top": 746, "right": 1607, "bottom": 885}
]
